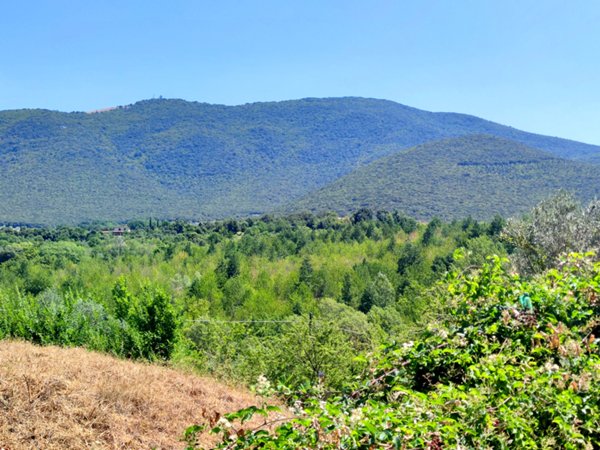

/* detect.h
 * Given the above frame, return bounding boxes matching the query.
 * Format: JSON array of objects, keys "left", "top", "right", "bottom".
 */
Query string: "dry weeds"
[{"left": 0, "top": 340, "right": 276, "bottom": 449}]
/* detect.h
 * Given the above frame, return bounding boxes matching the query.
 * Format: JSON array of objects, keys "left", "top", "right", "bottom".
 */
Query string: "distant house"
[
  {"left": 112, "top": 227, "right": 130, "bottom": 236},
  {"left": 0, "top": 225, "right": 20, "bottom": 232}
]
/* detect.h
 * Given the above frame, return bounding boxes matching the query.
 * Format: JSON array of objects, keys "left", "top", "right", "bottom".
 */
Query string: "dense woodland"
[
  {"left": 294, "top": 135, "right": 600, "bottom": 219},
  {"left": 0, "top": 207, "right": 504, "bottom": 387}
]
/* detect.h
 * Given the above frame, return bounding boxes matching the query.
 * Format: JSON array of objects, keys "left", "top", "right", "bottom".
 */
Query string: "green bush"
[
  {"left": 0, "top": 289, "right": 132, "bottom": 355},
  {"left": 503, "top": 192, "right": 600, "bottom": 274},
  {"left": 112, "top": 279, "right": 177, "bottom": 359}
]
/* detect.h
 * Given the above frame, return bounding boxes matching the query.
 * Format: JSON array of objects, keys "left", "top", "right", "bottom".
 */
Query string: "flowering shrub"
[{"left": 188, "top": 253, "right": 600, "bottom": 449}]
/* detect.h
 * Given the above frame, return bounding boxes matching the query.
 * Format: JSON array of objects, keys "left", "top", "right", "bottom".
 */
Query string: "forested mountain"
[
  {"left": 291, "top": 135, "right": 600, "bottom": 220},
  {"left": 1, "top": 97, "right": 599, "bottom": 224},
  {"left": 585, "top": 153, "right": 600, "bottom": 164}
]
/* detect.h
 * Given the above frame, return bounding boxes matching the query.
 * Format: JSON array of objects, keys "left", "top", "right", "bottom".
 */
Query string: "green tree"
[
  {"left": 269, "top": 316, "right": 356, "bottom": 388},
  {"left": 216, "top": 249, "right": 241, "bottom": 286},
  {"left": 112, "top": 276, "right": 133, "bottom": 321},
  {"left": 370, "top": 272, "right": 395, "bottom": 308},
  {"left": 397, "top": 242, "right": 423, "bottom": 276},
  {"left": 112, "top": 279, "right": 177, "bottom": 359},
  {"left": 359, "top": 272, "right": 395, "bottom": 312},
  {"left": 298, "top": 257, "right": 314, "bottom": 286},
  {"left": 487, "top": 214, "right": 505, "bottom": 236},
  {"left": 128, "top": 286, "right": 177, "bottom": 359},
  {"left": 421, "top": 217, "right": 441, "bottom": 245},
  {"left": 351, "top": 208, "right": 374, "bottom": 224},
  {"left": 340, "top": 272, "right": 354, "bottom": 306}
]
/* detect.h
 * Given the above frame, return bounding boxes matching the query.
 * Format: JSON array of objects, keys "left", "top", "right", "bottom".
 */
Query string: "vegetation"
[
  {"left": 0, "top": 210, "right": 504, "bottom": 388},
  {"left": 2, "top": 194, "right": 600, "bottom": 448},
  {"left": 502, "top": 191, "right": 600, "bottom": 274},
  {"left": 0, "top": 340, "right": 267, "bottom": 449},
  {"left": 175, "top": 194, "right": 600, "bottom": 449},
  {"left": 1, "top": 98, "right": 599, "bottom": 224},
  {"left": 196, "top": 252, "right": 600, "bottom": 448},
  {"left": 292, "top": 135, "right": 600, "bottom": 220}
]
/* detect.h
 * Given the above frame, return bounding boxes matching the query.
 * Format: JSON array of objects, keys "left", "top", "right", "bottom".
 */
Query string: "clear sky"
[{"left": 1, "top": 0, "right": 599, "bottom": 144}]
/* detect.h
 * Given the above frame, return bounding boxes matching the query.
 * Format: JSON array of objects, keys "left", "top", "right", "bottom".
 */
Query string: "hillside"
[
  {"left": 291, "top": 135, "right": 600, "bottom": 220},
  {"left": 1, "top": 97, "right": 599, "bottom": 224},
  {"left": 585, "top": 153, "right": 600, "bottom": 164},
  {"left": 0, "top": 341, "right": 274, "bottom": 449}
]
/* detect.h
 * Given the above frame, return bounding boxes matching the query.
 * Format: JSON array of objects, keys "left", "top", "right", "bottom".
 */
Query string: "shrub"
[
  {"left": 113, "top": 279, "right": 177, "bottom": 359},
  {"left": 503, "top": 191, "right": 600, "bottom": 274}
]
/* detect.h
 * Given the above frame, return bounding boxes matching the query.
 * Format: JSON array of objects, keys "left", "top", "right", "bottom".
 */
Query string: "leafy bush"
[
  {"left": 0, "top": 289, "right": 131, "bottom": 355},
  {"left": 113, "top": 279, "right": 177, "bottom": 359}
]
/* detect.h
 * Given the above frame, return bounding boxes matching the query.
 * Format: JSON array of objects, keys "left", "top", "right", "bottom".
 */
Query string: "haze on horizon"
[{"left": 1, "top": 0, "right": 599, "bottom": 144}]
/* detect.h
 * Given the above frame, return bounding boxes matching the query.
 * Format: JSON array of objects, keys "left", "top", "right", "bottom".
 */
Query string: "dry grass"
[{"left": 0, "top": 340, "right": 276, "bottom": 449}]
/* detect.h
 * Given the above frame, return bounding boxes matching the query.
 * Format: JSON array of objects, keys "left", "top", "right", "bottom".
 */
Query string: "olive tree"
[{"left": 502, "top": 191, "right": 600, "bottom": 274}]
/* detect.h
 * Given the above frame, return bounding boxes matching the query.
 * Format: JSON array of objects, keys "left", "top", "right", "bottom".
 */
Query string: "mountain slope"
[
  {"left": 583, "top": 152, "right": 600, "bottom": 164},
  {"left": 1, "top": 97, "right": 599, "bottom": 223},
  {"left": 291, "top": 135, "right": 600, "bottom": 220}
]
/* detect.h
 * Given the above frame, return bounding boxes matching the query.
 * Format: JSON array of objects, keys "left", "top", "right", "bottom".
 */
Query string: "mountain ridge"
[
  {"left": 3, "top": 97, "right": 598, "bottom": 156},
  {"left": 1, "top": 97, "right": 599, "bottom": 224}
]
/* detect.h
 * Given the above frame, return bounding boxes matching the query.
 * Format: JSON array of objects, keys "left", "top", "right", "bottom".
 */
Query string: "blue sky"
[{"left": 1, "top": 0, "right": 599, "bottom": 143}]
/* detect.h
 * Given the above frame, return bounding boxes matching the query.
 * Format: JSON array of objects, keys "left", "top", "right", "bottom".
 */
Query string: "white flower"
[
  {"left": 349, "top": 408, "right": 364, "bottom": 424},
  {"left": 290, "top": 400, "right": 304, "bottom": 415},
  {"left": 254, "top": 374, "right": 272, "bottom": 396},
  {"left": 216, "top": 417, "right": 233, "bottom": 428}
]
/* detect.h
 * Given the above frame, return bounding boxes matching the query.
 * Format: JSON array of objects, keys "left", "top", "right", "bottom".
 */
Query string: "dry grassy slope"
[{"left": 0, "top": 341, "right": 273, "bottom": 450}]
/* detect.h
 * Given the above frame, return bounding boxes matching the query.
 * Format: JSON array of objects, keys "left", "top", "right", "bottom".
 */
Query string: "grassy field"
[{"left": 0, "top": 340, "right": 279, "bottom": 449}]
